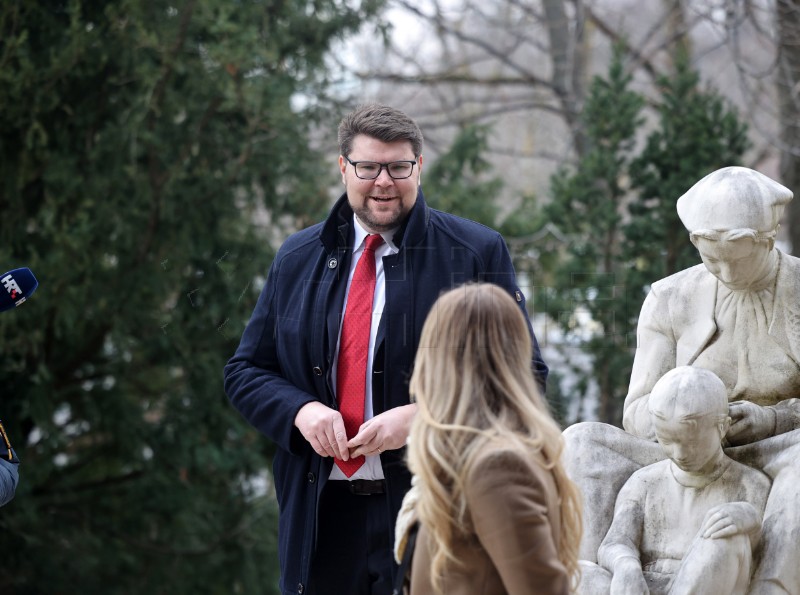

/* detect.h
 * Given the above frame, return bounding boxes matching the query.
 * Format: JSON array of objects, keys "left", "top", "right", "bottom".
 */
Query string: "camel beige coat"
[{"left": 409, "top": 446, "right": 569, "bottom": 595}]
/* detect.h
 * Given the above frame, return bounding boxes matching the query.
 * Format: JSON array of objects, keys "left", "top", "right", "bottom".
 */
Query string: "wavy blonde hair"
[{"left": 407, "top": 283, "right": 582, "bottom": 593}]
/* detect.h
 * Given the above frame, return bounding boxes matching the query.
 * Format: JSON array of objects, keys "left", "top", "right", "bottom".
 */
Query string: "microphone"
[{"left": 0, "top": 268, "right": 38, "bottom": 312}]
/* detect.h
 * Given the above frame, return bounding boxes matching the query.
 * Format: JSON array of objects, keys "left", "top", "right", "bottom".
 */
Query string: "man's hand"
[
  {"left": 701, "top": 502, "right": 761, "bottom": 540},
  {"left": 348, "top": 404, "right": 417, "bottom": 458},
  {"left": 294, "top": 401, "right": 350, "bottom": 460},
  {"left": 727, "top": 401, "right": 777, "bottom": 445}
]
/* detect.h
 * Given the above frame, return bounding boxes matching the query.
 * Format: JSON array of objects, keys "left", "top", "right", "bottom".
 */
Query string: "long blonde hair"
[{"left": 408, "top": 283, "right": 582, "bottom": 593}]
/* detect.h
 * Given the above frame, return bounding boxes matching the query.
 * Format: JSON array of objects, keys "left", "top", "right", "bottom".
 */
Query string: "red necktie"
[{"left": 336, "top": 233, "right": 384, "bottom": 477}]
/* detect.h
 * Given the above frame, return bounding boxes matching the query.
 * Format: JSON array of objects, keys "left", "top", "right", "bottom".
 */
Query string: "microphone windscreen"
[{"left": 0, "top": 268, "right": 38, "bottom": 312}]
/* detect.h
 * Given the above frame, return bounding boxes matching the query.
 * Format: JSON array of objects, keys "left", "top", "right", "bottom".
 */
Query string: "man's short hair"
[{"left": 338, "top": 104, "right": 424, "bottom": 158}]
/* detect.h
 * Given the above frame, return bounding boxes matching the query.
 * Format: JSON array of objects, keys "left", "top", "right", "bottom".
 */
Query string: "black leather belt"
[{"left": 347, "top": 479, "right": 386, "bottom": 495}]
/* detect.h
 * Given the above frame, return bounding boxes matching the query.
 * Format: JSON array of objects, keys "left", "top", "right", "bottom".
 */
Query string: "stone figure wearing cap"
[{"left": 563, "top": 166, "right": 800, "bottom": 594}]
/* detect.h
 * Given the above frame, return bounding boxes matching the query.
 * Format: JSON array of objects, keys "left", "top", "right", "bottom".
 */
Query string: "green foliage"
[
  {"left": 0, "top": 0, "right": 381, "bottom": 592},
  {"left": 539, "top": 47, "right": 748, "bottom": 426},
  {"left": 625, "top": 49, "right": 751, "bottom": 288},
  {"left": 540, "top": 47, "right": 645, "bottom": 424},
  {"left": 423, "top": 123, "right": 503, "bottom": 225}
]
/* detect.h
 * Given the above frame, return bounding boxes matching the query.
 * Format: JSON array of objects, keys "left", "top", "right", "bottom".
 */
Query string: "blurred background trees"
[
  {"left": 0, "top": 0, "right": 379, "bottom": 592},
  {"left": 1, "top": 0, "right": 798, "bottom": 592},
  {"left": 541, "top": 48, "right": 748, "bottom": 423},
  {"left": 343, "top": 0, "right": 796, "bottom": 424}
]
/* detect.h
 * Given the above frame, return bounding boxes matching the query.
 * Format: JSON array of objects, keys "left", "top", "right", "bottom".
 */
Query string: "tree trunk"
[
  {"left": 542, "top": 0, "right": 588, "bottom": 156},
  {"left": 776, "top": 0, "right": 800, "bottom": 255}
]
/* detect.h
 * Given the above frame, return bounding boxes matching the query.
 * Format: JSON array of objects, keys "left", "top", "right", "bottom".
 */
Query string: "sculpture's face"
[
  {"left": 653, "top": 414, "right": 723, "bottom": 474},
  {"left": 693, "top": 237, "right": 773, "bottom": 291}
]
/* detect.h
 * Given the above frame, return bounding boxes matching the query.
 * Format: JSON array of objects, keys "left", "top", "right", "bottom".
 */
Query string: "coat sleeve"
[
  {"left": 223, "top": 257, "right": 319, "bottom": 455},
  {"left": 483, "top": 234, "right": 549, "bottom": 392},
  {"left": 466, "top": 450, "right": 569, "bottom": 595}
]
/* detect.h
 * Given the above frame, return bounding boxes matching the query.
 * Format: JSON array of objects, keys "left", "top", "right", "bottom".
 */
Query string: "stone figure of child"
[{"left": 581, "top": 366, "right": 770, "bottom": 595}]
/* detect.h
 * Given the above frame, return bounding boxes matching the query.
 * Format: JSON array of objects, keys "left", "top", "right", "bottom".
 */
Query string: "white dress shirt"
[{"left": 329, "top": 216, "right": 398, "bottom": 481}]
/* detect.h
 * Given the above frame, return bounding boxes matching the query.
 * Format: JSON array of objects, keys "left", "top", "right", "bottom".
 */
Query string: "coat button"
[
  {"left": 328, "top": 257, "right": 338, "bottom": 269},
  {"left": 307, "top": 472, "right": 316, "bottom": 483},
  {"left": 297, "top": 583, "right": 305, "bottom": 594},
  {"left": 312, "top": 366, "right": 323, "bottom": 376}
]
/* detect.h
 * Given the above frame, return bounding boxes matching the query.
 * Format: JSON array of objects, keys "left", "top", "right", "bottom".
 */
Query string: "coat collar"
[{"left": 319, "top": 188, "right": 430, "bottom": 253}]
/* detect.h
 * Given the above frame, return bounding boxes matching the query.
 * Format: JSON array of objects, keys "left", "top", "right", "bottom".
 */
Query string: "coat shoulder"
[
  {"left": 273, "top": 222, "right": 325, "bottom": 261},
  {"left": 426, "top": 209, "right": 503, "bottom": 248}
]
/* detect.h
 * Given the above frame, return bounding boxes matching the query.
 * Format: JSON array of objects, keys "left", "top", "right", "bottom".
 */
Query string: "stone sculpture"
[
  {"left": 564, "top": 166, "right": 800, "bottom": 594},
  {"left": 580, "top": 366, "right": 770, "bottom": 595}
]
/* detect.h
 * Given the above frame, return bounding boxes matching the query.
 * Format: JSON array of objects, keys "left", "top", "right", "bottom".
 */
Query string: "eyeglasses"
[{"left": 344, "top": 155, "right": 417, "bottom": 180}]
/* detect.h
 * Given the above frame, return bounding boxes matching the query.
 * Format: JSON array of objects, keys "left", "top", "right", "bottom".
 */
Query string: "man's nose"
[{"left": 373, "top": 167, "right": 394, "bottom": 185}]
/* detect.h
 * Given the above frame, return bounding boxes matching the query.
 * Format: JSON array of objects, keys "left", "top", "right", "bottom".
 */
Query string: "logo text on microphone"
[{"left": 2, "top": 274, "right": 22, "bottom": 301}]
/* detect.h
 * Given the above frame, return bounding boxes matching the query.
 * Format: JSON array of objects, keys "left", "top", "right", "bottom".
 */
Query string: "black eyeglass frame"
[{"left": 343, "top": 155, "right": 418, "bottom": 180}]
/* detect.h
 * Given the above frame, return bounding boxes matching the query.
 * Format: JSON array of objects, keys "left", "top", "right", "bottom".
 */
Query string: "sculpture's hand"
[
  {"left": 701, "top": 502, "right": 761, "bottom": 539},
  {"left": 727, "top": 400, "right": 777, "bottom": 445},
  {"left": 610, "top": 558, "right": 648, "bottom": 595}
]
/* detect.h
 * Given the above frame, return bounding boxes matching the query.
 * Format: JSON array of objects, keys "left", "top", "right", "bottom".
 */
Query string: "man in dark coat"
[{"left": 224, "top": 104, "right": 548, "bottom": 595}]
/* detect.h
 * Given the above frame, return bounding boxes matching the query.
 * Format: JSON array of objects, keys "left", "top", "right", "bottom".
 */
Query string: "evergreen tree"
[
  {"left": 541, "top": 48, "right": 748, "bottom": 426},
  {"left": 0, "top": 1, "right": 380, "bottom": 592},
  {"left": 625, "top": 50, "right": 750, "bottom": 290},
  {"left": 541, "top": 47, "right": 645, "bottom": 424},
  {"left": 423, "top": 123, "right": 503, "bottom": 225}
]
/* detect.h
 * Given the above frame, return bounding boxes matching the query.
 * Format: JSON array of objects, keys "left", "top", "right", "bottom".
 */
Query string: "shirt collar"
[{"left": 353, "top": 215, "right": 398, "bottom": 252}]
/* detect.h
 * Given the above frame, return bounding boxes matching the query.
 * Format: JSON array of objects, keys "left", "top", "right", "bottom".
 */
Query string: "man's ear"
[{"left": 338, "top": 155, "right": 347, "bottom": 184}]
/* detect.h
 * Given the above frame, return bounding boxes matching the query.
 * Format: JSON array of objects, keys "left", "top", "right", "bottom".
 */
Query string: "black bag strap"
[{"left": 392, "top": 521, "right": 420, "bottom": 595}]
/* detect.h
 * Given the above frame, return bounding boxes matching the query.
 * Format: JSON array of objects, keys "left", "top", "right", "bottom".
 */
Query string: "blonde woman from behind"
[{"left": 401, "top": 283, "right": 582, "bottom": 595}]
